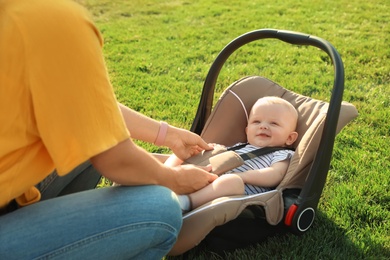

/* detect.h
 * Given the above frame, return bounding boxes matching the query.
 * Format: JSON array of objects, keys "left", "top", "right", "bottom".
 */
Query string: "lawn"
[{"left": 78, "top": 0, "right": 389, "bottom": 258}]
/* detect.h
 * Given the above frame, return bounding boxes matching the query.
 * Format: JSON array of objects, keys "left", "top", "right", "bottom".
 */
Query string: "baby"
[{"left": 166, "top": 96, "right": 299, "bottom": 212}]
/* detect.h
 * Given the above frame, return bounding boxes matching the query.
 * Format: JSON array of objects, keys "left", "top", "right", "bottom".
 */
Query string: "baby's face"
[{"left": 246, "top": 102, "right": 297, "bottom": 147}]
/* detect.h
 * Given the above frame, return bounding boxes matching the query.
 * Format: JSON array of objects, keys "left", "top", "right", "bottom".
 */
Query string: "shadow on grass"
[{"left": 167, "top": 210, "right": 389, "bottom": 259}]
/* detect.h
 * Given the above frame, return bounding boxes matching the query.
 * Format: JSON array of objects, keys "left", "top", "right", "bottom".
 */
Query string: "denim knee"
[
  {"left": 140, "top": 185, "right": 182, "bottom": 232},
  {"left": 109, "top": 185, "right": 182, "bottom": 234},
  {"left": 0, "top": 185, "right": 183, "bottom": 259}
]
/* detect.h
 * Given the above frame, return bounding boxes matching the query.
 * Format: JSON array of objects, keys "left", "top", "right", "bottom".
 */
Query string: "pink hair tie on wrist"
[{"left": 154, "top": 121, "right": 168, "bottom": 146}]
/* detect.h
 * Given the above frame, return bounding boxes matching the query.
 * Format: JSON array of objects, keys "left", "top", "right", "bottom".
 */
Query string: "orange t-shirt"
[{"left": 0, "top": 0, "right": 130, "bottom": 207}]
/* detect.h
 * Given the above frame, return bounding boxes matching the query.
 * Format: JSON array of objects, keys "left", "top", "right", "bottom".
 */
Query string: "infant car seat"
[{"left": 168, "top": 29, "right": 358, "bottom": 255}]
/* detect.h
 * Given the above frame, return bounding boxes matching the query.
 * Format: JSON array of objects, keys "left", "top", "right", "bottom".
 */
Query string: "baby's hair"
[{"left": 253, "top": 96, "right": 298, "bottom": 128}]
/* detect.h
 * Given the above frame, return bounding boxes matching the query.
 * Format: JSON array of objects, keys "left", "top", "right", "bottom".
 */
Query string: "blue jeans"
[{"left": 0, "top": 166, "right": 182, "bottom": 259}]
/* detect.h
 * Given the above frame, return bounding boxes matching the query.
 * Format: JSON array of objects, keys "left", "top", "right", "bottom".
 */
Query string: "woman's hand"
[
  {"left": 164, "top": 125, "right": 213, "bottom": 161},
  {"left": 167, "top": 164, "right": 217, "bottom": 194}
]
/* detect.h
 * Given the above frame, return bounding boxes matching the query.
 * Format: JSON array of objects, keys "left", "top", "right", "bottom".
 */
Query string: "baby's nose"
[{"left": 259, "top": 123, "right": 269, "bottom": 129}]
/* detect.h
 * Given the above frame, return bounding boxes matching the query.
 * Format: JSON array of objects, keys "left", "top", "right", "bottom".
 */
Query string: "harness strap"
[{"left": 228, "top": 143, "right": 294, "bottom": 161}]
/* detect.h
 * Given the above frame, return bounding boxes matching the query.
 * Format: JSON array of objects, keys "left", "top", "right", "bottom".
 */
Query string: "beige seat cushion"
[{"left": 201, "top": 76, "right": 358, "bottom": 190}]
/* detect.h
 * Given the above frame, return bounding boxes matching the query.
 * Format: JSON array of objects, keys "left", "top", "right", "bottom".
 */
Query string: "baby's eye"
[
  {"left": 252, "top": 120, "right": 261, "bottom": 124},
  {"left": 271, "top": 122, "right": 279, "bottom": 126}
]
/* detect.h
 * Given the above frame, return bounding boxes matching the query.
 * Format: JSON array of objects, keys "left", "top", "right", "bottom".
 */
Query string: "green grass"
[{"left": 79, "top": 0, "right": 389, "bottom": 258}]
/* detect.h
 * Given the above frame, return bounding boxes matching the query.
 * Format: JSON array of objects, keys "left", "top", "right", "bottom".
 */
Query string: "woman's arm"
[
  {"left": 119, "top": 103, "right": 212, "bottom": 160},
  {"left": 118, "top": 103, "right": 160, "bottom": 143},
  {"left": 90, "top": 138, "right": 217, "bottom": 194}
]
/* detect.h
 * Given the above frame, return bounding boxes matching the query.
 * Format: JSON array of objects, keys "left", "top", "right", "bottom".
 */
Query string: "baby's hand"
[{"left": 208, "top": 143, "right": 225, "bottom": 149}]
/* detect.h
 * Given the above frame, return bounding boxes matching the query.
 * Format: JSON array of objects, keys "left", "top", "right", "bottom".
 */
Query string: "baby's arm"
[{"left": 233, "top": 159, "right": 290, "bottom": 187}]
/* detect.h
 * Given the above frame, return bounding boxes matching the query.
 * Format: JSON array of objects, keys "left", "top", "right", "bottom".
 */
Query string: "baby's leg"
[
  {"left": 164, "top": 154, "right": 184, "bottom": 166},
  {"left": 189, "top": 174, "right": 245, "bottom": 209}
]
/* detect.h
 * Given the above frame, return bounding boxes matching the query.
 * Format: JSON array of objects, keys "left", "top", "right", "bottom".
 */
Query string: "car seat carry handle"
[
  {"left": 190, "top": 29, "right": 345, "bottom": 232},
  {"left": 191, "top": 29, "right": 343, "bottom": 136}
]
